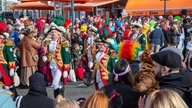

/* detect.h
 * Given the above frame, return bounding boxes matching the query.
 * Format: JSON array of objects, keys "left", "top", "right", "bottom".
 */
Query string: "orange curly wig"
[
  {"left": 133, "top": 71, "right": 159, "bottom": 94},
  {"left": 140, "top": 51, "right": 153, "bottom": 72}
]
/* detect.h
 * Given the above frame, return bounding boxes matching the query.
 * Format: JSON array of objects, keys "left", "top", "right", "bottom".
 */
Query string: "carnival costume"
[
  {"left": 141, "top": 24, "right": 150, "bottom": 50},
  {"left": 82, "top": 35, "right": 96, "bottom": 85},
  {"left": 44, "top": 22, "right": 70, "bottom": 98},
  {"left": 0, "top": 23, "right": 17, "bottom": 99},
  {"left": 80, "top": 24, "right": 88, "bottom": 40},
  {"left": 131, "top": 22, "right": 147, "bottom": 52},
  {"left": 93, "top": 38, "right": 116, "bottom": 90}
]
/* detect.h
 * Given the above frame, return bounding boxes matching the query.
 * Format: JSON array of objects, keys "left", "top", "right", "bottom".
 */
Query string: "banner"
[{"left": 127, "top": 10, "right": 190, "bottom": 16}]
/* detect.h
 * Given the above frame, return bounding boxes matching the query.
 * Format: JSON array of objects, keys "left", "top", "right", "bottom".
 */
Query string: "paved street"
[{"left": 17, "top": 80, "right": 95, "bottom": 101}]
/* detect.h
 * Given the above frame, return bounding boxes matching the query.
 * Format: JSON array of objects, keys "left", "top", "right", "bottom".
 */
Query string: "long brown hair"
[{"left": 133, "top": 71, "right": 159, "bottom": 94}]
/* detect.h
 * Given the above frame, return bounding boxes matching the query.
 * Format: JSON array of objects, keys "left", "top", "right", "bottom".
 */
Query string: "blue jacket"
[
  {"left": 0, "top": 88, "right": 16, "bottom": 108},
  {"left": 149, "top": 27, "right": 164, "bottom": 46},
  {"left": 12, "top": 29, "right": 19, "bottom": 43}
]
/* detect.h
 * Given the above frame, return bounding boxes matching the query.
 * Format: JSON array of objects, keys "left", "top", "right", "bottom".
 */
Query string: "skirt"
[{"left": 21, "top": 66, "right": 38, "bottom": 86}]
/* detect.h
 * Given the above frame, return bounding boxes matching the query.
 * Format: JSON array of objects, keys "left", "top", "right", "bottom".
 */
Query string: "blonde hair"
[
  {"left": 145, "top": 89, "right": 188, "bottom": 108},
  {"left": 82, "top": 90, "right": 109, "bottom": 108},
  {"left": 55, "top": 95, "right": 79, "bottom": 108}
]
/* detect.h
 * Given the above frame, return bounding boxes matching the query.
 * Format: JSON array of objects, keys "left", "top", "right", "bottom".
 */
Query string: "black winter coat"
[
  {"left": 159, "top": 72, "right": 192, "bottom": 107},
  {"left": 113, "top": 83, "right": 146, "bottom": 108},
  {"left": 19, "top": 77, "right": 54, "bottom": 108}
]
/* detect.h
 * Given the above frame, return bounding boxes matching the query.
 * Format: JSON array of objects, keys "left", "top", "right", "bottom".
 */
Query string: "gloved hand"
[
  {"left": 96, "top": 34, "right": 100, "bottom": 38},
  {"left": 9, "top": 69, "right": 15, "bottom": 77},
  {"left": 42, "top": 56, "right": 48, "bottom": 62},
  {"left": 88, "top": 62, "right": 93, "bottom": 69},
  {"left": 63, "top": 71, "right": 68, "bottom": 78}
]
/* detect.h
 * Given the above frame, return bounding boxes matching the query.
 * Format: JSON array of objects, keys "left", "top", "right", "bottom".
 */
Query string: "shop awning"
[
  {"left": 125, "top": 0, "right": 192, "bottom": 16},
  {"left": 19, "top": 0, "right": 93, "bottom": 3},
  {"left": 63, "top": 0, "right": 119, "bottom": 12},
  {"left": 10, "top": 1, "right": 55, "bottom": 10}
]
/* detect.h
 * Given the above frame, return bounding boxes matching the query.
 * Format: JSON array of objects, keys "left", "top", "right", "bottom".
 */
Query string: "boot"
[
  {"left": 10, "top": 86, "right": 18, "bottom": 101},
  {"left": 84, "top": 71, "right": 93, "bottom": 86},
  {"left": 54, "top": 88, "right": 62, "bottom": 98},
  {"left": 61, "top": 85, "right": 65, "bottom": 97}
]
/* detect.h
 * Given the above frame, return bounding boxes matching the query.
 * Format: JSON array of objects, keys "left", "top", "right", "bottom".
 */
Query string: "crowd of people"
[{"left": 0, "top": 13, "right": 192, "bottom": 108}]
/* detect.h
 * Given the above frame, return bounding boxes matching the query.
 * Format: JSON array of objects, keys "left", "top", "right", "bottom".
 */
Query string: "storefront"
[
  {"left": 63, "top": 0, "right": 126, "bottom": 19},
  {"left": 125, "top": 0, "right": 192, "bottom": 16}
]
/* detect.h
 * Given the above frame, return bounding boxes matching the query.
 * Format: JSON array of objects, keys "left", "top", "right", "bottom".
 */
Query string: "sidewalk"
[{"left": 17, "top": 80, "right": 94, "bottom": 100}]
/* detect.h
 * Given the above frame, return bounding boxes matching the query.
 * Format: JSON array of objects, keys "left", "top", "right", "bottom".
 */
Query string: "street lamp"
[
  {"left": 71, "top": 0, "right": 74, "bottom": 34},
  {"left": 160, "top": 0, "right": 170, "bottom": 18}
]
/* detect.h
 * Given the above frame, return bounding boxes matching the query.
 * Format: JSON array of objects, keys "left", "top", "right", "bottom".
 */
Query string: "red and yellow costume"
[
  {"left": 93, "top": 40, "right": 116, "bottom": 89},
  {"left": 0, "top": 39, "right": 15, "bottom": 86},
  {"left": 45, "top": 38, "right": 70, "bottom": 84}
]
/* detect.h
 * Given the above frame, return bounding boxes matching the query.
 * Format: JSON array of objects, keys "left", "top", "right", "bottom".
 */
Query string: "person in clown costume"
[
  {"left": 91, "top": 38, "right": 116, "bottom": 90},
  {"left": 0, "top": 31, "right": 18, "bottom": 99},
  {"left": 44, "top": 22, "right": 70, "bottom": 98},
  {"left": 118, "top": 40, "right": 142, "bottom": 75}
]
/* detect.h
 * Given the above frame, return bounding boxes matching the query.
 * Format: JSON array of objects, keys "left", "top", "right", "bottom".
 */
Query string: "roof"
[
  {"left": 19, "top": 0, "right": 93, "bottom": 3},
  {"left": 125, "top": 0, "right": 192, "bottom": 16},
  {"left": 64, "top": 0, "right": 119, "bottom": 12},
  {"left": 10, "top": 1, "right": 55, "bottom": 10}
]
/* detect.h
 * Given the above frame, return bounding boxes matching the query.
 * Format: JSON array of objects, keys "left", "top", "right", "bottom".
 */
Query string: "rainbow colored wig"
[{"left": 118, "top": 40, "right": 141, "bottom": 61}]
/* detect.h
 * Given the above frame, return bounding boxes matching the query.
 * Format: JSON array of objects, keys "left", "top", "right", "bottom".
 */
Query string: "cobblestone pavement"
[{"left": 17, "top": 80, "right": 95, "bottom": 101}]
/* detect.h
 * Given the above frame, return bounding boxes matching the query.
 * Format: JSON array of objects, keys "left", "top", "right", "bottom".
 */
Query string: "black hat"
[
  {"left": 29, "top": 72, "right": 44, "bottom": 85},
  {"left": 150, "top": 50, "right": 181, "bottom": 69},
  {"left": 29, "top": 71, "right": 47, "bottom": 95},
  {"left": 23, "top": 28, "right": 34, "bottom": 35},
  {"left": 95, "top": 38, "right": 109, "bottom": 44}
]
